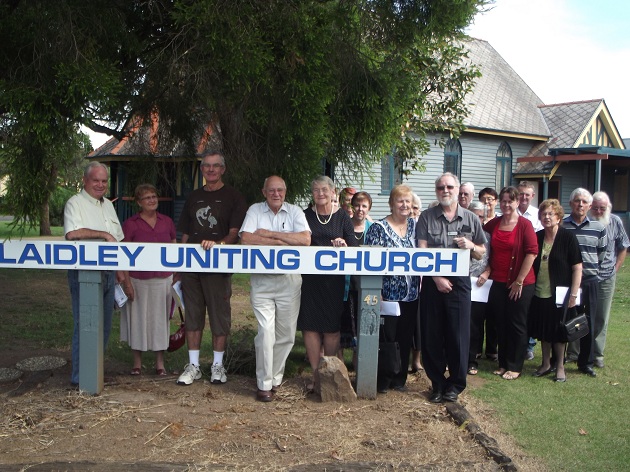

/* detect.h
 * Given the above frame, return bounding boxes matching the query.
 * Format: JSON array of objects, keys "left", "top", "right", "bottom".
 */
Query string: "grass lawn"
[
  {"left": 470, "top": 262, "right": 630, "bottom": 471},
  {"left": 1, "top": 227, "right": 628, "bottom": 469},
  {"left": 0, "top": 221, "right": 65, "bottom": 239}
]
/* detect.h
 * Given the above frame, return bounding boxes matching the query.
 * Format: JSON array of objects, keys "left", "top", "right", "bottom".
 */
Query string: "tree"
[{"left": 1, "top": 0, "right": 486, "bottom": 219}]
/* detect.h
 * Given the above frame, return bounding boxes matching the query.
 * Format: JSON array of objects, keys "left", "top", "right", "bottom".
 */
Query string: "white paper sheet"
[
  {"left": 471, "top": 276, "right": 493, "bottom": 303},
  {"left": 555, "top": 286, "right": 582, "bottom": 306},
  {"left": 380, "top": 300, "right": 401, "bottom": 316}
]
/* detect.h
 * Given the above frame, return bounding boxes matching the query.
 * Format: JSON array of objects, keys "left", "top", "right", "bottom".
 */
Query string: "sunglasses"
[{"left": 436, "top": 185, "right": 456, "bottom": 191}]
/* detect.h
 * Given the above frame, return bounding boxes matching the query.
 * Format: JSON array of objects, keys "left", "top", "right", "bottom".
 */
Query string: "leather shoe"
[
  {"left": 392, "top": 385, "right": 408, "bottom": 392},
  {"left": 443, "top": 390, "right": 459, "bottom": 402},
  {"left": 256, "top": 389, "right": 274, "bottom": 402},
  {"left": 533, "top": 368, "right": 552, "bottom": 377},
  {"left": 579, "top": 367, "right": 597, "bottom": 377},
  {"left": 429, "top": 391, "right": 443, "bottom": 403}
]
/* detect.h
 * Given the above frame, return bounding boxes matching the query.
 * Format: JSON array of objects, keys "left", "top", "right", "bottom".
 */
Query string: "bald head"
[{"left": 262, "top": 175, "right": 287, "bottom": 213}]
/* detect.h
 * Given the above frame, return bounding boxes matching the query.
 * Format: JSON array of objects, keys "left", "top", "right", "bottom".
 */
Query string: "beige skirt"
[{"left": 120, "top": 276, "right": 172, "bottom": 352}]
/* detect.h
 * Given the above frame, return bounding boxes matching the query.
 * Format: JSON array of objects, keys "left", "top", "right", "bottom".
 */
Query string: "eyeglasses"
[
  {"left": 200, "top": 163, "right": 224, "bottom": 169},
  {"left": 265, "top": 187, "right": 286, "bottom": 194},
  {"left": 436, "top": 185, "right": 456, "bottom": 191},
  {"left": 459, "top": 192, "right": 471, "bottom": 197},
  {"left": 480, "top": 196, "right": 496, "bottom": 202},
  {"left": 140, "top": 195, "right": 158, "bottom": 201},
  {"left": 591, "top": 206, "right": 607, "bottom": 212},
  {"left": 412, "top": 206, "right": 420, "bottom": 210},
  {"left": 312, "top": 187, "right": 331, "bottom": 194}
]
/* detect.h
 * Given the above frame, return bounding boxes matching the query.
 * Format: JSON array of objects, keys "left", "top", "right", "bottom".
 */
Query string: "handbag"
[
  {"left": 560, "top": 290, "right": 589, "bottom": 343},
  {"left": 167, "top": 307, "right": 186, "bottom": 352},
  {"left": 378, "top": 342, "right": 401, "bottom": 375}
]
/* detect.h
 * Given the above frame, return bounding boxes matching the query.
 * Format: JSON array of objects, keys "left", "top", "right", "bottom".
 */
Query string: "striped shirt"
[
  {"left": 599, "top": 214, "right": 630, "bottom": 280},
  {"left": 562, "top": 215, "right": 607, "bottom": 281}
]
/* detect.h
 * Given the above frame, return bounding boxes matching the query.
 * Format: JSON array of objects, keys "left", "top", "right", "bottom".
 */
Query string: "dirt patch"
[{"left": 0, "top": 350, "right": 546, "bottom": 471}]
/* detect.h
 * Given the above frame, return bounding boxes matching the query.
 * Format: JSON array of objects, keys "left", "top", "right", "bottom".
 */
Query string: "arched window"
[
  {"left": 496, "top": 141, "right": 512, "bottom": 189},
  {"left": 444, "top": 138, "right": 462, "bottom": 178}
]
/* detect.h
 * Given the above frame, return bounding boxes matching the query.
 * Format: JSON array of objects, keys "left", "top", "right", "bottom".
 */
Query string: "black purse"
[
  {"left": 560, "top": 290, "right": 589, "bottom": 343},
  {"left": 378, "top": 342, "right": 401, "bottom": 375}
]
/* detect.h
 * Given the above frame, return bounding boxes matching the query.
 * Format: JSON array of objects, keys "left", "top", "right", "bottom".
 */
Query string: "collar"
[
  {"left": 80, "top": 188, "right": 104, "bottom": 205},
  {"left": 263, "top": 201, "right": 288, "bottom": 215},
  {"left": 565, "top": 214, "right": 591, "bottom": 227}
]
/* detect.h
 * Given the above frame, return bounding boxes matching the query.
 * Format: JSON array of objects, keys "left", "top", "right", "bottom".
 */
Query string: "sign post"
[
  {"left": 356, "top": 275, "right": 382, "bottom": 399},
  {"left": 78, "top": 270, "right": 104, "bottom": 394}
]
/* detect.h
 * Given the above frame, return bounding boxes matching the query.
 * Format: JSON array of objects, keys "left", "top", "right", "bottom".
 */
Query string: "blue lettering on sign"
[
  {"left": 220, "top": 247, "right": 240, "bottom": 269},
  {"left": 18, "top": 244, "right": 43, "bottom": 264},
  {"left": 278, "top": 249, "right": 299, "bottom": 270},
  {"left": 79, "top": 245, "right": 97, "bottom": 266},
  {"left": 0, "top": 244, "right": 17, "bottom": 264},
  {"left": 435, "top": 252, "right": 458, "bottom": 272},
  {"left": 388, "top": 251, "right": 410, "bottom": 271},
  {"left": 121, "top": 246, "right": 143, "bottom": 267},
  {"left": 364, "top": 251, "right": 386, "bottom": 271},
  {"left": 251, "top": 248, "right": 274, "bottom": 269},
  {"left": 315, "top": 250, "right": 337, "bottom": 270},
  {"left": 411, "top": 251, "right": 435, "bottom": 272},
  {"left": 54, "top": 244, "right": 77, "bottom": 265},
  {"left": 186, "top": 247, "right": 211, "bottom": 268},
  {"left": 98, "top": 246, "right": 118, "bottom": 266},
  {"left": 161, "top": 246, "right": 183, "bottom": 268},
  {"left": 339, "top": 251, "right": 362, "bottom": 271}
]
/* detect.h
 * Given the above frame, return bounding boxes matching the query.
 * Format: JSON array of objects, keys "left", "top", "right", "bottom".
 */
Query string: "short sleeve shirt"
[
  {"left": 63, "top": 189, "right": 124, "bottom": 241},
  {"left": 177, "top": 184, "right": 247, "bottom": 243},
  {"left": 416, "top": 204, "right": 486, "bottom": 249},
  {"left": 239, "top": 201, "right": 311, "bottom": 235}
]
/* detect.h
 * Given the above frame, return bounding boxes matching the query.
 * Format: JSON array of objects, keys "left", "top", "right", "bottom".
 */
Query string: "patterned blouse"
[{"left": 365, "top": 217, "right": 419, "bottom": 302}]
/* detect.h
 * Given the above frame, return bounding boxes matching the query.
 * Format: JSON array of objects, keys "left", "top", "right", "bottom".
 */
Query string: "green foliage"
[{"left": 2, "top": 0, "right": 487, "bottom": 207}]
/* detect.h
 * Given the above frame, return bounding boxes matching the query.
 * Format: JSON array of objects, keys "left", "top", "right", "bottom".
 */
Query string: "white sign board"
[{"left": 0, "top": 241, "right": 470, "bottom": 276}]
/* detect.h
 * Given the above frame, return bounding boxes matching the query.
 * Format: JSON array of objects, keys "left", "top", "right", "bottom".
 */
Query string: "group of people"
[{"left": 64, "top": 158, "right": 628, "bottom": 405}]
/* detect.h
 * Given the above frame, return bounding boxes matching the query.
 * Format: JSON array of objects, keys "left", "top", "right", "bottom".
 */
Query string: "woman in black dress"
[
  {"left": 298, "top": 176, "right": 357, "bottom": 391},
  {"left": 529, "top": 199, "right": 582, "bottom": 382}
]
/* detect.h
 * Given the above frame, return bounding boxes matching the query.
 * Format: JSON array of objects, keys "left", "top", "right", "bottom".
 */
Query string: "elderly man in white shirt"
[
  {"left": 64, "top": 162, "right": 124, "bottom": 387},
  {"left": 239, "top": 176, "right": 311, "bottom": 402}
]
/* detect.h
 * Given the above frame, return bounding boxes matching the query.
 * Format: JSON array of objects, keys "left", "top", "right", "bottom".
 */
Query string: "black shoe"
[
  {"left": 533, "top": 368, "right": 553, "bottom": 377},
  {"left": 429, "top": 391, "right": 443, "bottom": 403},
  {"left": 443, "top": 390, "right": 459, "bottom": 402},
  {"left": 377, "top": 385, "right": 389, "bottom": 394},
  {"left": 392, "top": 385, "right": 408, "bottom": 392},
  {"left": 578, "top": 367, "right": 597, "bottom": 377}
]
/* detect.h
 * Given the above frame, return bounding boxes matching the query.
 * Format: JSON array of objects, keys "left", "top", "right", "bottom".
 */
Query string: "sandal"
[
  {"left": 493, "top": 368, "right": 506, "bottom": 376},
  {"left": 467, "top": 366, "right": 478, "bottom": 375},
  {"left": 130, "top": 367, "right": 141, "bottom": 376},
  {"left": 502, "top": 371, "right": 520, "bottom": 380},
  {"left": 155, "top": 368, "right": 168, "bottom": 376}
]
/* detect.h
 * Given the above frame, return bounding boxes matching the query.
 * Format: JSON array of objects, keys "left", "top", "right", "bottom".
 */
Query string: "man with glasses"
[
  {"left": 458, "top": 182, "right": 475, "bottom": 209},
  {"left": 586, "top": 191, "right": 628, "bottom": 368},
  {"left": 562, "top": 188, "right": 607, "bottom": 377},
  {"left": 176, "top": 151, "right": 247, "bottom": 386},
  {"left": 417, "top": 173, "right": 486, "bottom": 403},
  {"left": 239, "top": 176, "right": 311, "bottom": 401}
]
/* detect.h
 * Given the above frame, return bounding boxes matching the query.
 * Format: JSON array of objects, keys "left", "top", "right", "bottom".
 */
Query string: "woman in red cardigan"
[{"left": 479, "top": 186, "right": 538, "bottom": 380}]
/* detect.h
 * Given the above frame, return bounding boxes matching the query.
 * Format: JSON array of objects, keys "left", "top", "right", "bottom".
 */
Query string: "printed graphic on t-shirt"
[{"left": 196, "top": 205, "right": 218, "bottom": 228}]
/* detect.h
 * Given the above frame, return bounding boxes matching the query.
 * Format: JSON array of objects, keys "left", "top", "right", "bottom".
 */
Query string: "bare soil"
[{"left": 0, "top": 272, "right": 547, "bottom": 471}]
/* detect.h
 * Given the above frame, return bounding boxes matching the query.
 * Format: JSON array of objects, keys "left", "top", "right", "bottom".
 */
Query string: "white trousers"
[{"left": 251, "top": 274, "right": 302, "bottom": 391}]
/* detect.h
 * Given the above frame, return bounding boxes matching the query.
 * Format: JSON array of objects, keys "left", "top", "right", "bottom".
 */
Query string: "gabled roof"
[
  {"left": 538, "top": 99, "right": 622, "bottom": 149},
  {"left": 463, "top": 39, "right": 550, "bottom": 139}
]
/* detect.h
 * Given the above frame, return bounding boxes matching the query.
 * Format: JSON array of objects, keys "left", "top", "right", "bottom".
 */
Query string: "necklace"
[{"left": 316, "top": 211, "right": 333, "bottom": 225}]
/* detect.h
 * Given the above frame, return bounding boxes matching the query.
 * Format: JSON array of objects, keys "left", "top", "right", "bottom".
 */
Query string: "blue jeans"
[{"left": 68, "top": 270, "right": 116, "bottom": 384}]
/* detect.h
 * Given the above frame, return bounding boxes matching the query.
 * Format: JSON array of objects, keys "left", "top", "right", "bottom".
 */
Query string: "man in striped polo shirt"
[{"left": 562, "top": 188, "right": 607, "bottom": 377}]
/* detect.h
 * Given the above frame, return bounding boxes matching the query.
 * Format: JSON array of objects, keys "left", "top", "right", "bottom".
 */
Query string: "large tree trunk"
[{"left": 39, "top": 200, "right": 51, "bottom": 236}]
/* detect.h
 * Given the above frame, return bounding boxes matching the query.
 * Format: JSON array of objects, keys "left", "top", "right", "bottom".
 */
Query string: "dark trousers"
[
  {"left": 469, "top": 301, "right": 492, "bottom": 367},
  {"left": 420, "top": 277, "right": 470, "bottom": 394},
  {"left": 487, "top": 282, "right": 535, "bottom": 372},
  {"left": 577, "top": 277, "right": 598, "bottom": 369},
  {"left": 378, "top": 299, "right": 418, "bottom": 390}
]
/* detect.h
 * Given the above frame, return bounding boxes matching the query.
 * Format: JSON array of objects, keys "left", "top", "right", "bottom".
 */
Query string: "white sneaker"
[
  {"left": 210, "top": 363, "right": 227, "bottom": 384},
  {"left": 176, "top": 364, "right": 201, "bottom": 386}
]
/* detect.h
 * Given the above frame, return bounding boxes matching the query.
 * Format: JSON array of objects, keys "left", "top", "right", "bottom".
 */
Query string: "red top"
[
  {"left": 484, "top": 216, "right": 538, "bottom": 286},
  {"left": 122, "top": 212, "right": 177, "bottom": 279},
  {"left": 488, "top": 228, "right": 515, "bottom": 283}
]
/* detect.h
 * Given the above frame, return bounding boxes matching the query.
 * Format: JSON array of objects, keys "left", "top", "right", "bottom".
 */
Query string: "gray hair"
[
  {"left": 435, "top": 172, "right": 460, "bottom": 187},
  {"left": 468, "top": 201, "right": 485, "bottom": 212},
  {"left": 83, "top": 162, "right": 109, "bottom": 179},
  {"left": 592, "top": 191, "right": 612, "bottom": 209},
  {"left": 200, "top": 151, "right": 226, "bottom": 167},
  {"left": 412, "top": 193, "right": 422, "bottom": 209},
  {"left": 569, "top": 187, "right": 593, "bottom": 204},
  {"left": 310, "top": 175, "right": 335, "bottom": 192},
  {"left": 461, "top": 182, "right": 475, "bottom": 194}
]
